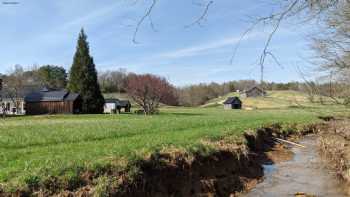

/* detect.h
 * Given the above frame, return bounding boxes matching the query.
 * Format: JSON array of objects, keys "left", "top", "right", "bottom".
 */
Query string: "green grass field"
[{"left": 0, "top": 92, "right": 348, "bottom": 190}]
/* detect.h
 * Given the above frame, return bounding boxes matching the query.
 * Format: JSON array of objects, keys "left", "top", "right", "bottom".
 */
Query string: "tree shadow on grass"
[{"left": 160, "top": 112, "right": 205, "bottom": 116}]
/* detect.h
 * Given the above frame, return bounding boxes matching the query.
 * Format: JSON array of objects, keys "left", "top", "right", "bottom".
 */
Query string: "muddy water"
[{"left": 243, "top": 135, "right": 347, "bottom": 197}]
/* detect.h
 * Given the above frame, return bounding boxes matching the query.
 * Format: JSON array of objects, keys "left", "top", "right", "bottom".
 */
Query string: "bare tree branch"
[
  {"left": 258, "top": 0, "right": 299, "bottom": 83},
  {"left": 148, "top": 15, "right": 158, "bottom": 32},
  {"left": 265, "top": 51, "right": 284, "bottom": 69},
  {"left": 185, "top": 0, "right": 214, "bottom": 28},
  {"left": 230, "top": 21, "right": 260, "bottom": 64},
  {"left": 133, "top": 0, "right": 157, "bottom": 44}
]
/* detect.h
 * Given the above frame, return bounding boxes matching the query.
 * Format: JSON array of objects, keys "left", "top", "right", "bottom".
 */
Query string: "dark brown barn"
[
  {"left": 24, "top": 89, "right": 82, "bottom": 115},
  {"left": 244, "top": 86, "right": 266, "bottom": 97}
]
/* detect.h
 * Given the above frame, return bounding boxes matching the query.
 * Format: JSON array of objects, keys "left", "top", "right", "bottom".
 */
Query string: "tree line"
[{"left": 4, "top": 62, "right": 349, "bottom": 111}]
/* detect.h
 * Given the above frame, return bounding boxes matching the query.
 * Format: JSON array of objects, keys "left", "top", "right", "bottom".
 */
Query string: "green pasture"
[{"left": 0, "top": 103, "right": 347, "bottom": 189}]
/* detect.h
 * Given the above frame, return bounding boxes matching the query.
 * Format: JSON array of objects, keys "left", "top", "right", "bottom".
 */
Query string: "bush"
[{"left": 24, "top": 175, "right": 41, "bottom": 190}]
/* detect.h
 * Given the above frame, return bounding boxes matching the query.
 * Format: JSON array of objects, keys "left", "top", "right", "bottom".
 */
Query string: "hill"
[{"left": 202, "top": 90, "right": 340, "bottom": 109}]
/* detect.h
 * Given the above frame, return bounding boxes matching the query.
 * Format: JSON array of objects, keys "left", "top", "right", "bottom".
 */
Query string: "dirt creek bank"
[
  {"left": 318, "top": 119, "right": 350, "bottom": 195},
  {"left": 60, "top": 124, "right": 315, "bottom": 197},
  {"left": 1, "top": 123, "right": 339, "bottom": 197},
  {"left": 243, "top": 135, "right": 348, "bottom": 197}
]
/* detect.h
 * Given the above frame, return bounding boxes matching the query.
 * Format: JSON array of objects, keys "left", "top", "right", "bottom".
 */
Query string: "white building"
[
  {"left": 0, "top": 97, "right": 26, "bottom": 115},
  {"left": 104, "top": 98, "right": 132, "bottom": 114},
  {"left": 104, "top": 99, "right": 120, "bottom": 114},
  {"left": 0, "top": 86, "right": 38, "bottom": 115}
]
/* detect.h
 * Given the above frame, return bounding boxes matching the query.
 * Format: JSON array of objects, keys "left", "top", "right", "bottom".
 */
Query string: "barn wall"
[
  {"left": 246, "top": 88, "right": 265, "bottom": 97},
  {"left": 224, "top": 104, "right": 232, "bottom": 110},
  {"left": 25, "top": 101, "right": 74, "bottom": 115}
]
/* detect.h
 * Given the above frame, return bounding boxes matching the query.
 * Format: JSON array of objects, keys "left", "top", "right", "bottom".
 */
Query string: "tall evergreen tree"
[{"left": 68, "top": 29, "right": 104, "bottom": 113}]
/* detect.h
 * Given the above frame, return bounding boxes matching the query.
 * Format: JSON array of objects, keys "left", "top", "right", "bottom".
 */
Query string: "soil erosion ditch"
[
  {"left": 2, "top": 121, "right": 349, "bottom": 197},
  {"left": 243, "top": 135, "right": 347, "bottom": 197}
]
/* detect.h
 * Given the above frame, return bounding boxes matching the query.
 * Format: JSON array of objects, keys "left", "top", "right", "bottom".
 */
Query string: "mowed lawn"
[{"left": 0, "top": 107, "right": 344, "bottom": 187}]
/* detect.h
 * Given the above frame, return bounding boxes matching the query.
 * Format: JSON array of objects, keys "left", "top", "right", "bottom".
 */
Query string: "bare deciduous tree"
[
  {"left": 99, "top": 69, "right": 128, "bottom": 93},
  {"left": 127, "top": 73, "right": 177, "bottom": 114},
  {"left": 2, "top": 65, "right": 26, "bottom": 114}
]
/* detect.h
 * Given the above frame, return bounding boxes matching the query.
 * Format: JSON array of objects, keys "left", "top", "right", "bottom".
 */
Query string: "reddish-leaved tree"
[{"left": 127, "top": 74, "right": 178, "bottom": 114}]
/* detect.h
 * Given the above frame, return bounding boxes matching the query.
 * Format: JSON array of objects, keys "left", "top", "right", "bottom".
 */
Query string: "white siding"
[
  {"left": 104, "top": 103, "right": 116, "bottom": 114},
  {"left": 224, "top": 104, "right": 232, "bottom": 110},
  {"left": 0, "top": 100, "right": 25, "bottom": 115}
]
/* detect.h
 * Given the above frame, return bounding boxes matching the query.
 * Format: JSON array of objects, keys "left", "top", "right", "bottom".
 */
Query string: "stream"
[{"left": 243, "top": 135, "right": 347, "bottom": 197}]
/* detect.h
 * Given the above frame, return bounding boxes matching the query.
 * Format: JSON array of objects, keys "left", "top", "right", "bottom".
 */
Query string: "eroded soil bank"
[
  {"left": 2, "top": 123, "right": 342, "bottom": 197},
  {"left": 243, "top": 135, "right": 348, "bottom": 197},
  {"left": 318, "top": 119, "right": 350, "bottom": 195}
]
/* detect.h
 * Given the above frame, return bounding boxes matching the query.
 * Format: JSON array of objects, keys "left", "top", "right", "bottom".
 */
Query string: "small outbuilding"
[
  {"left": 104, "top": 99, "right": 120, "bottom": 114},
  {"left": 119, "top": 100, "right": 131, "bottom": 112},
  {"left": 24, "top": 89, "right": 82, "bottom": 115},
  {"left": 243, "top": 86, "right": 266, "bottom": 98},
  {"left": 104, "top": 99, "right": 131, "bottom": 114},
  {"left": 223, "top": 97, "right": 242, "bottom": 109}
]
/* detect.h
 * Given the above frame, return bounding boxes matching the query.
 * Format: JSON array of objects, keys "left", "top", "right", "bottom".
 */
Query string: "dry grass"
[{"left": 203, "top": 90, "right": 342, "bottom": 110}]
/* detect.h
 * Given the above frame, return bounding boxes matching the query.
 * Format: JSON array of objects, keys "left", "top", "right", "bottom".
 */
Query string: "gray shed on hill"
[
  {"left": 244, "top": 86, "right": 266, "bottom": 97},
  {"left": 223, "top": 97, "right": 242, "bottom": 109}
]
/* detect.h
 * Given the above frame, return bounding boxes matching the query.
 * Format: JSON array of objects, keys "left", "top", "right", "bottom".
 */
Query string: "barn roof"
[
  {"left": 245, "top": 86, "right": 266, "bottom": 94},
  {"left": 223, "top": 97, "right": 241, "bottom": 104},
  {"left": 65, "top": 93, "right": 80, "bottom": 101},
  {"left": 24, "top": 89, "right": 80, "bottom": 102}
]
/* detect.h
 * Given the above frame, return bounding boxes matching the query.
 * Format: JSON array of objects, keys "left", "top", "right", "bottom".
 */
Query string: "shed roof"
[
  {"left": 105, "top": 98, "right": 120, "bottom": 105},
  {"left": 223, "top": 97, "right": 241, "bottom": 104},
  {"left": 105, "top": 98, "right": 119, "bottom": 103},
  {"left": 104, "top": 98, "right": 130, "bottom": 107},
  {"left": 118, "top": 100, "right": 131, "bottom": 107}
]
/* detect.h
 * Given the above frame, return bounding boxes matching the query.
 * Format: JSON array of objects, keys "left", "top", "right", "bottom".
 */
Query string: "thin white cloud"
[
  {"left": 59, "top": 2, "right": 123, "bottom": 30},
  {"left": 157, "top": 32, "right": 261, "bottom": 59}
]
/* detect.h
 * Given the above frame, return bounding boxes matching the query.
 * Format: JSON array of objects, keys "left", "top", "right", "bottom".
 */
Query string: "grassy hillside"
[
  {"left": 0, "top": 106, "right": 346, "bottom": 190},
  {"left": 203, "top": 90, "right": 341, "bottom": 109}
]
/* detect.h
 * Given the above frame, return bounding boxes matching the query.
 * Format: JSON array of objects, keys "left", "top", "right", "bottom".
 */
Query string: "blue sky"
[{"left": 0, "top": 0, "right": 315, "bottom": 86}]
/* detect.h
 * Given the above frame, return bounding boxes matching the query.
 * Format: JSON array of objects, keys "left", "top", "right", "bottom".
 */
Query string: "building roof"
[
  {"left": 0, "top": 86, "right": 40, "bottom": 100},
  {"left": 223, "top": 97, "right": 241, "bottom": 104},
  {"left": 65, "top": 93, "right": 80, "bottom": 101},
  {"left": 118, "top": 100, "right": 131, "bottom": 107},
  {"left": 105, "top": 98, "right": 120, "bottom": 104},
  {"left": 104, "top": 98, "right": 131, "bottom": 107},
  {"left": 245, "top": 86, "right": 266, "bottom": 94},
  {"left": 24, "top": 89, "right": 80, "bottom": 102}
]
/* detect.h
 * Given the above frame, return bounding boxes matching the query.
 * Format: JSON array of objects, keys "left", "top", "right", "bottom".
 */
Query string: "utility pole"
[
  {"left": 0, "top": 78, "right": 4, "bottom": 118},
  {"left": 260, "top": 64, "right": 264, "bottom": 85}
]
